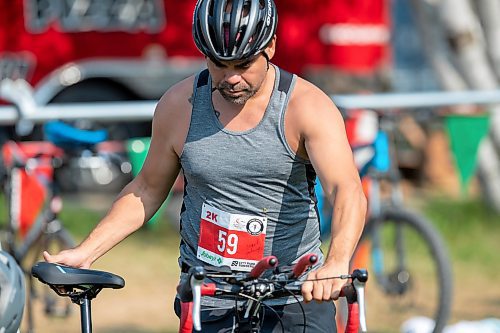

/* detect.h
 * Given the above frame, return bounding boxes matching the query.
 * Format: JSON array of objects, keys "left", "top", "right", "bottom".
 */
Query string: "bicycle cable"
[
  {"left": 203, "top": 275, "right": 301, "bottom": 332},
  {"left": 259, "top": 302, "right": 286, "bottom": 333},
  {"left": 276, "top": 282, "right": 307, "bottom": 333},
  {"left": 277, "top": 274, "right": 353, "bottom": 284}
]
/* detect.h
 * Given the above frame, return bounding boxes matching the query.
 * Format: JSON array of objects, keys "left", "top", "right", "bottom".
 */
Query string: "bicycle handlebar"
[
  {"left": 248, "top": 255, "right": 278, "bottom": 279},
  {"left": 291, "top": 253, "right": 318, "bottom": 278},
  {"left": 0, "top": 79, "right": 37, "bottom": 136},
  {"left": 177, "top": 255, "right": 368, "bottom": 333}
]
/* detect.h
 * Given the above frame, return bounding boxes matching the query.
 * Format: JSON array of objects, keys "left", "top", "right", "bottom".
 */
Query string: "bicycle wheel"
[
  {"left": 357, "top": 208, "right": 452, "bottom": 333},
  {"left": 22, "top": 221, "right": 76, "bottom": 324},
  {"left": 43, "top": 226, "right": 77, "bottom": 316}
]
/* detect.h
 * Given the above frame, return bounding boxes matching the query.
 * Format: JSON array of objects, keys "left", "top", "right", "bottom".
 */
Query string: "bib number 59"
[{"left": 217, "top": 230, "right": 238, "bottom": 255}]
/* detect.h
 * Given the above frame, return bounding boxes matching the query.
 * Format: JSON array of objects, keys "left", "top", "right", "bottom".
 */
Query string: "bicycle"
[
  {"left": 31, "top": 254, "right": 367, "bottom": 333},
  {"left": 317, "top": 108, "right": 453, "bottom": 333},
  {"left": 0, "top": 78, "right": 130, "bottom": 332},
  {"left": 0, "top": 140, "right": 76, "bottom": 332}
]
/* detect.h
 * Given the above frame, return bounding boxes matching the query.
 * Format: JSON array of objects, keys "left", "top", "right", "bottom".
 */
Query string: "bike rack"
[{"left": 1, "top": 78, "right": 500, "bottom": 127}]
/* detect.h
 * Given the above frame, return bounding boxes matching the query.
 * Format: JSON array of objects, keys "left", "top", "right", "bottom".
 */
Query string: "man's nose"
[{"left": 224, "top": 71, "right": 242, "bottom": 85}]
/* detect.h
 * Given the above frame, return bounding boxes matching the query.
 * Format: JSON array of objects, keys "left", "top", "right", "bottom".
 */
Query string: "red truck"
[
  {"left": 1, "top": 0, "right": 390, "bottom": 138},
  {"left": 0, "top": 0, "right": 390, "bottom": 190},
  {"left": 0, "top": 1, "right": 204, "bottom": 137},
  {"left": 0, "top": 0, "right": 389, "bottom": 98}
]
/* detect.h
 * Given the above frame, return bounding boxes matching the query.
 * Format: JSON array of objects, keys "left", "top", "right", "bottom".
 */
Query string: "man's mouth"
[{"left": 225, "top": 89, "right": 245, "bottom": 95}]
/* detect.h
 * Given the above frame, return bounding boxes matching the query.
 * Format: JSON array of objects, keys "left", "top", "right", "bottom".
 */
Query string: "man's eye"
[
  {"left": 237, "top": 62, "right": 252, "bottom": 69},
  {"left": 210, "top": 59, "right": 226, "bottom": 68}
]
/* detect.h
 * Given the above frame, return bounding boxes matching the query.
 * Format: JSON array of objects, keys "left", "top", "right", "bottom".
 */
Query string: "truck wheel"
[
  {"left": 50, "top": 80, "right": 150, "bottom": 139},
  {"left": 49, "top": 81, "right": 143, "bottom": 193}
]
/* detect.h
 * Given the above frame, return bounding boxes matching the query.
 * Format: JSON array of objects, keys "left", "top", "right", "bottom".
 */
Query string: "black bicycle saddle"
[{"left": 32, "top": 262, "right": 125, "bottom": 290}]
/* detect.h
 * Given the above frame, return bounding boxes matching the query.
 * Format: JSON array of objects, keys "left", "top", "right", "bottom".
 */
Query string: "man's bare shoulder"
[
  {"left": 151, "top": 75, "right": 196, "bottom": 156},
  {"left": 288, "top": 76, "right": 340, "bottom": 122},
  {"left": 155, "top": 75, "right": 196, "bottom": 120}
]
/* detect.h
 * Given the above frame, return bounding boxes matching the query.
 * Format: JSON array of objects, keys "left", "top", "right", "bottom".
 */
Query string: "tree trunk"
[
  {"left": 476, "top": 0, "right": 500, "bottom": 80},
  {"left": 410, "top": 0, "right": 468, "bottom": 91},
  {"left": 411, "top": 0, "right": 500, "bottom": 211}
]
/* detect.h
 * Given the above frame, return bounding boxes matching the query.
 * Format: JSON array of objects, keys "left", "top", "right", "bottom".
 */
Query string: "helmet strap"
[{"left": 262, "top": 52, "right": 270, "bottom": 71}]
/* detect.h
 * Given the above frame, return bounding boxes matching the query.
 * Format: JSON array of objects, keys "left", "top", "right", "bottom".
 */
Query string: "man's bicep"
[
  {"left": 140, "top": 137, "right": 181, "bottom": 194},
  {"left": 137, "top": 79, "right": 192, "bottom": 196},
  {"left": 137, "top": 103, "right": 183, "bottom": 197},
  {"left": 304, "top": 101, "right": 360, "bottom": 198}
]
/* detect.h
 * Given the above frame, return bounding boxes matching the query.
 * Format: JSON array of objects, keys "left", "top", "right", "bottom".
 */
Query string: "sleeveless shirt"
[{"left": 178, "top": 64, "right": 323, "bottom": 276}]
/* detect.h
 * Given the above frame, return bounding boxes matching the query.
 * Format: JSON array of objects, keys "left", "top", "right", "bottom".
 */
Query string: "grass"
[
  {"left": 420, "top": 195, "right": 500, "bottom": 272},
  {"left": 3, "top": 190, "right": 497, "bottom": 259},
  {"left": 0, "top": 191, "right": 183, "bottom": 333},
  {"left": 2, "top": 191, "right": 499, "bottom": 332},
  {"left": 57, "top": 200, "right": 104, "bottom": 240},
  {"left": 3, "top": 191, "right": 498, "bottom": 279}
]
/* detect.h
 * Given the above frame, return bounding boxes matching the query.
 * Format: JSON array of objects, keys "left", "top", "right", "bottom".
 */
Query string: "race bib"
[{"left": 197, "top": 203, "right": 267, "bottom": 272}]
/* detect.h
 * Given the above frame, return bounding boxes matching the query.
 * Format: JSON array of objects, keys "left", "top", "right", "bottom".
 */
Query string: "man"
[{"left": 45, "top": 0, "right": 367, "bottom": 331}]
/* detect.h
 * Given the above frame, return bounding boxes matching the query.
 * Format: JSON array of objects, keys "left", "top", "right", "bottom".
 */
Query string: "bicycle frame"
[
  {"left": 334, "top": 109, "right": 453, "bottom": 333},
  {"left": 1, "top": 141, "right": 64, "bottom": 260},
  {"left": 316, "top": 108, "right": 404, "bottom": 230},
  {"left": 0, "top": 140, "right": 74, "bottom": 331}
]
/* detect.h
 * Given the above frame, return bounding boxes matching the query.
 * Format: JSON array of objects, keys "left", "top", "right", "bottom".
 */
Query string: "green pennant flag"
[{"left": 445, "top": 114, "right": 490, "bottom": 195}]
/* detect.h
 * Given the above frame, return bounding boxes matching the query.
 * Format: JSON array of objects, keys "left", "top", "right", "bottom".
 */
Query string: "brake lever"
[
  {"left": 189, "top": 267, "right": 205, "bottom": 331},
  {"left": 352, "top": 269, "right": 368, "bottom": 333}
]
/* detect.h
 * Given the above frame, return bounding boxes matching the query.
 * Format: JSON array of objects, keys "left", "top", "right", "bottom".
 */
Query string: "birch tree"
[{"left": 410, "top": 0, "right": 500, "bottom": 212}]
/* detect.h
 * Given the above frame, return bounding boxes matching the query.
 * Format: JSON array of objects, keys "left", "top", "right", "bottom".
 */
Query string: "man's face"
[{"left": 207, "top": 54, "right": 268, "bottom": 105}]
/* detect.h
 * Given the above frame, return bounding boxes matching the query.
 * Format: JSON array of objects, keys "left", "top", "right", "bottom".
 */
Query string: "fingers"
[
  {"left": 43, "top": 251, "right": 54, "bottom": 263},
  {"left": 43, "top": 250, "right": 66, "bottom": 264},
  {"left": 42, "top": 249, "right": 88, "bottom": 268},
  {"left": 320, "top": 282, "right": 333, "bottom": 301},
  {"left": 330, "top": 284, "right": 342, "bottom": 301},
  {"left": 302, "top": 275, "right": 314, "bottom": 303},
  {"left": 310, "top": 280, "right": 334, "bottom": 302},
  {"left": 301, "top": 271, "right": 343, "bottom": 303}
]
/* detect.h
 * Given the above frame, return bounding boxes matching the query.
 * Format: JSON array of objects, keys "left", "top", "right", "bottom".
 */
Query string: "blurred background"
[{"left": 0, "top": 0, "right": 499, "bottom": 332}]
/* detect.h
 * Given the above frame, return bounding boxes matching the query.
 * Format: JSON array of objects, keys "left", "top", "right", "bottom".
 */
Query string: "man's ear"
[{"left": 263, "top": 35, "right": 277, "bottom": 60}]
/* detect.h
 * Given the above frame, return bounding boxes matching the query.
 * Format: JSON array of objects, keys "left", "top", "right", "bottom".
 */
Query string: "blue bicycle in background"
[{"left": 316, "top": 108, "right": 452, "bottom": 333}]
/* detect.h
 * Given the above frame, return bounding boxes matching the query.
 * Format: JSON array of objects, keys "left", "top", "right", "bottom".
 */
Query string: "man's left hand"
[{"left": 301, "top": 262, "right": 348, "bottom": 302}]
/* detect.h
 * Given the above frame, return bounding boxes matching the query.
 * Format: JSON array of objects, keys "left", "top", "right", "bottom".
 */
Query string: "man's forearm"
[
  {"left": 325, "top": 184, "right": 367, "bottom": 265},
  {"left": 77, "top": 178, "right": 166, "bottom": 265}
]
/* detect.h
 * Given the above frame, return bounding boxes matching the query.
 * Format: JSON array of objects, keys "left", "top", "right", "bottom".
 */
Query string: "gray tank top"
[{"left": 178, "top": 65, "right": 323, "bottom": 276}]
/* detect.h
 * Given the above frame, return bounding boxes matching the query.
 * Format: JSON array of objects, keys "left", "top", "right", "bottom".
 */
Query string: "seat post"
[
  {"left": 31, "top": 262, "right": 125, "bottom": 333},
  {"left": 79, "top": 297, "right": 93, "bottom": 333}
]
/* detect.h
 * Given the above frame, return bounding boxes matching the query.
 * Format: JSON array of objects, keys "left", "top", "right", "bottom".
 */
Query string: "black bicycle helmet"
[
  {"left": 0, "top": 250, "right": 25, "bottom": 333},
  {"left": 193, "top": 0, "right": 278, "bottom": 62}
]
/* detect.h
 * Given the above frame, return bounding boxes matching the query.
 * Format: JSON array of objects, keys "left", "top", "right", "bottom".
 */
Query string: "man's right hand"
[{"left": 43, "top": 249, "right": 91, "bottom": 269}]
